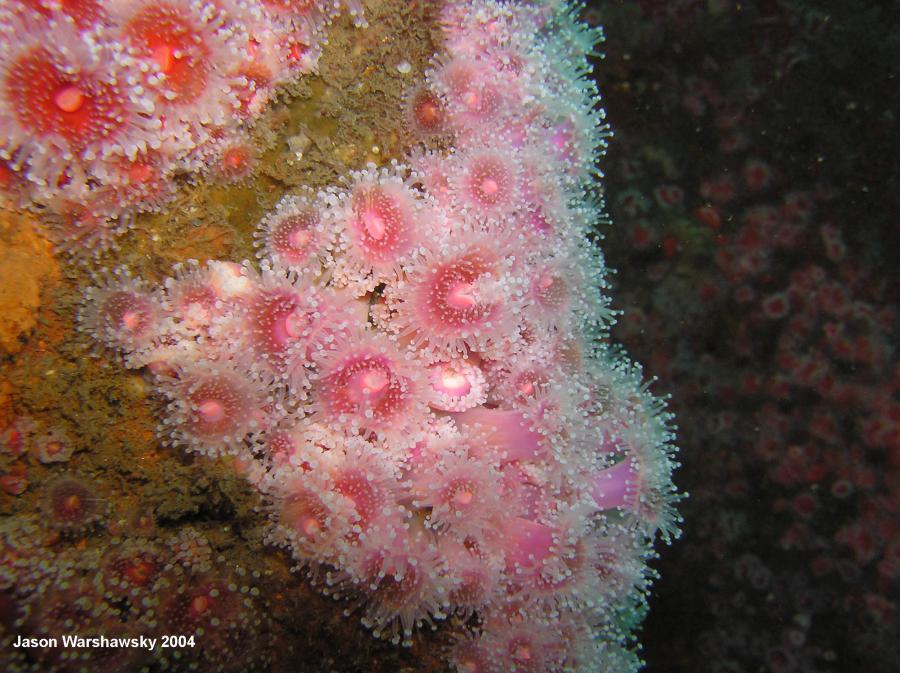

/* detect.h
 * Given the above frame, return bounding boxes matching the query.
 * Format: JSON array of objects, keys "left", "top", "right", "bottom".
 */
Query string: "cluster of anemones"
[
  {"left": 0, "top": 0, "right": 363, "bottom": 256},
  {"left": 81, "top": 1, "right": 681, "bottom": 671},
  {"left": 0, "top": 514, "right": 271, "bottom": 673}
]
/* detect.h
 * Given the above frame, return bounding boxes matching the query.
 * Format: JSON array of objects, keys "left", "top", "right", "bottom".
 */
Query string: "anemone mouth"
[
  {"left": 274, "top": 213, "right": 318, "bottom": 260},
  {"left": 320, "top": 353, "right": 407, "bottom": 421},
  {"left": 465, "top": 155, "right": 514, "bottom": 209},
  {"left": 101, "top": 291, "right": 156, "bottom": 339},
  {"left": 282, "top": 489, "right": 330, "bottom": 540},
  {"left": 187, "top": 378, "right": 248, "bottom": 437},
  {"left": 245, "top": 287, "right": 318, "bottom": 362},
  {"left": 423, "top": 251, "right": 498, "bottom": 331}
]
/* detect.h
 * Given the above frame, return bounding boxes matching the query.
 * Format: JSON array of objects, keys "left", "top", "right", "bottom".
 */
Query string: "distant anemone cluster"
[
  {"left": 78, "top": 1, "right": 681, "bottom": 671},
  {"left": 1, "top": 516, "right": 272, "bottom": 673},
  {"left": 0, "top": 0, "right": 364, "bottom": 254}
]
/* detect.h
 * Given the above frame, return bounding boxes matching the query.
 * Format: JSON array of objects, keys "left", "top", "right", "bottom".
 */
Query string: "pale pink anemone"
[
  {"left": 476, "top": 609, "right": 569, "bottom": 673},
  {"left": 78, "top": 266, "right": 167, "bottom": 358},
  {"left": 407, "top": 147, "right": 454, "bottom": 208},
  {"left": 308, "top": 331, "right": 429, "bottom": 444},
  {"left": 253, "top": 191, "right": 332, "bottom": 278},
  {"left": 428, "top": 55, "right": 507, "bottom": 134},
  {"left": 411, "top": 446, "right": 505, "bottom": 541},
  {"left": 264, "top": 452, "right": 357, "bottom": 567},
  {"left": 216, "top": 262, "right": 355, "bottom": 395},
  {"left": 330, "top": 526, "right": 450, "bottom": 647},
  {"left": 483, "top": 346, "right": 558, "bottom": 406},
  {"left": 385, "top": 226, "right": 527, "bottom": 361},
  {"left": 161, "top": 259, "right": 232, "bottom": 340},
  {"left": 499, "top": 506, "right": 608, "bottom": 614},
  {"left": 299, "top": 432, "right": 408, "bottom": 546},
  {"left": 323, "top": 163, "right": 428, "bottom": 294},
  {"left": 590, "top": 428, "right": 681, "bottom": 542},
  {"left": 156, "top": 358, "right": 275, "bottom": 457},
  {"left": 518, "top": 251, "right": 610, "bottom": 338},
  {"left": 446, "top": 632, "right": 493, "bottom": 673},
  {"left": 439, "top": 537, "right": 503, "bottom": 618},
  {"left": 447, "top": 143, "right": 522, "bottom": 223}
]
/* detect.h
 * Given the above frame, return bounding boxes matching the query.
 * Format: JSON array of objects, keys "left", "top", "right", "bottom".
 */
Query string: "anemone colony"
[
  {"left": 0, "top": 0, "right": 364, "bottom": 252},
  {"left": 4, "top": 0, "right": 682, "bottom": 671}
]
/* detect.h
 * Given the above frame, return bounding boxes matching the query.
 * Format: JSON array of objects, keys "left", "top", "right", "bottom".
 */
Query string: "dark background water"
[{"left": 585, "top": 1, "right": 899, "bottom": 671}]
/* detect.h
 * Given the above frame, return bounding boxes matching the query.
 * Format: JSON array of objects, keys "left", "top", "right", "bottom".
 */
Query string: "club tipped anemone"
[
  {"left": 206, "top": 259, "right": 257, "bottom": 301},
  {"left": 412, "top": 447, "right": 506, "bottom": 540},
  {"left": 0, "top": 0, "right": 344, "bottom": 253},
  {"left": 153, "top": 567, "right": 271, "bottom": 672},
  {"left": 477, "top": 611, "right": 567, "bottom": 673},
  {"left": 93, "top": 144, "right": 178, "bottom": 213},
  {"left": 520, "top": 153, "right": 590, "bottom": 238},
  {"left": 210, "top": 130, "right": 258, "bottom": 183},
  {"left": 41, "top": 189, "right": 135, "bottom": 260},
  {"left": 538, "top": 98, "right": 610, "bottom": 189},
  {"left": 439, "top": 538, "right": 503, "bottom": 617},
  {"left": 254, "top": 191, "right": 331, "bottom": 276},
  {"left": 447, "top": 631, "right": 494, "bottom": 673},
  {"left": 79, "top": 267, "right": 166, "bottom": 357},
  {"left": 0, "top": 13, "right": 159, "bottom": 198},
  {"left": 386, "top": 228, "right": 527, "bottom": 360},
  {"left": 324, "top": 163, "right": 426, "bottom": 292},
  {"left": 97, "top": 540, "right": 166, "bottom": 603},
  {"left": 114, "top": 0, "right": 248, "bottom": 135},
  {"left": 266, "top": 467, "right": 354, "bottom": 565},
  {"left": 32, "top": 426, "right": 74, "bottom": 464},
  {"left": 429, "top": 55, "right": 506, "bottom": 132},
  {"left": 222, "top": 263, "right": 355, "bottom": 393},
  {"left": 311, "top": 437, "right": 408, "bottom": 541},
  {"left": 499, "top": 506, "right": 609, "bottom": 614},
  {"left": 449, "top": 145, "right": 522, "bottom": 222},
  {"left": 405, "top": 84, "right": 448, "bottom": 137},
  {"left": 161, "top": 258, "right": 228, "bottom": 339},
  {"left": 157, "top": 359, "right": 273, "bottom": 457},
  {"left": 43, "top": 475, "right": 105, "bottom": 535},
  {"left": 483, "top": 347, "right": 561, "bottom": 406},
  {"left": 337, "top": 528, "right": 450, "bottom": 647},
  {"left": 593, "top": 433, "right": 683, "bottom": 543},
  {"left": 309, "top": 331, "right": 429, "bottom": 443},
  {"left": 13, "top": 0, "right": 108, "bottom": 29}
]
